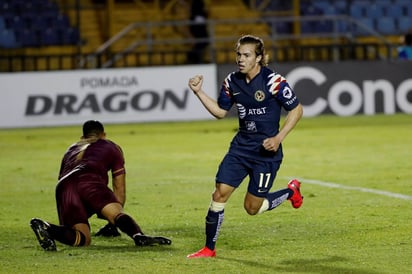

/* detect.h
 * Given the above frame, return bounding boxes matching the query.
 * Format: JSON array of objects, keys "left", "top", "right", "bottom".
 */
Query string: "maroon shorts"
[{"left": 55, "top": 174, "right": 119, "bottom": 227}]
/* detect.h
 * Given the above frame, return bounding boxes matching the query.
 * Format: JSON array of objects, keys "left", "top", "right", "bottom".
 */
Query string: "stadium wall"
[
  {"left": 219, "top": 61, "right": 412, "bottom": 117},
  {"left": 1, "top": 61, "right": 411, "bottom": 129}
]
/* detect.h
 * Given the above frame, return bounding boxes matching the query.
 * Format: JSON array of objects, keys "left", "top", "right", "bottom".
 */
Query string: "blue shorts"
[{"left": 215, "top": 153, "right": 282, "bottom": 197}]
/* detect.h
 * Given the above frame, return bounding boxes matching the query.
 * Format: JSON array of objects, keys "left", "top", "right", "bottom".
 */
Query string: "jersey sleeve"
[
  {"left": 217, "top": 73, "right": 235, "bottom": 111},
  {"left": 267, "top": 72, "right": 300, "bottom": 111}
]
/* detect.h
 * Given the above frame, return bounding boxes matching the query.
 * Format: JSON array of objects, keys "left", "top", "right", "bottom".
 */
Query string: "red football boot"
[
  {"left": 287, "top": 179, "right": 303, "bottom": 208},
  {"left": 187, "top": 246, "right": 216, "bottom": 258}
]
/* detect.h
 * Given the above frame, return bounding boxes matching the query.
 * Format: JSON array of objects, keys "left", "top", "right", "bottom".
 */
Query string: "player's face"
[{"left": 236, "top": 43, "right": 262, "bottom": 75}]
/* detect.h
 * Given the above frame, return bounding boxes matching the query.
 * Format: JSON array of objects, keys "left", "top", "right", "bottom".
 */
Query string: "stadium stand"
[
  {"left": 1, "top": 0, "right": 412, "bottom": 71},
  {"left": 298, "top": 0, "right": 412, "bottom": 37},
  {"left": 0, "top": 0, "right": 79, "bottom": 48},
  {"left": 0, "top": 28, "right": 19, "bottom": 48},
  {"left": 398, "top": 17, "right": 412, "bottom": 33}
]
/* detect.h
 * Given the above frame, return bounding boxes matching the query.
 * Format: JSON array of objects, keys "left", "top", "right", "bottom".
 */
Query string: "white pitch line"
[{"left": 282, "top": 177, "right": 412, "bottom": 201}]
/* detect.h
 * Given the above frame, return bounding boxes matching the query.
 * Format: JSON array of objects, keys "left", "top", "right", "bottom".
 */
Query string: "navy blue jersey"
[{"left": 217, "top": 66, "right": 300, "bottom": 161}]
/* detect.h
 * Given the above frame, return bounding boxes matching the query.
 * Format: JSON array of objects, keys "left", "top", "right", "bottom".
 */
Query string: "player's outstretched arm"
[{"left": 188, "top": 75, "right": 227, "bottom": 119}]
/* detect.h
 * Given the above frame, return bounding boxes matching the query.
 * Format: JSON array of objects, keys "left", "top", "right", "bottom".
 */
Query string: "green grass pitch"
[{"left": 0, "top": 114, "right": 411, "bottom": 274}]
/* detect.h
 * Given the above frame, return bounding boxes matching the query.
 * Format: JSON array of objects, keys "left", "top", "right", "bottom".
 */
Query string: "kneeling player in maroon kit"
[{"left": 30, "top": 120, "right": 171, "bottom": 251}]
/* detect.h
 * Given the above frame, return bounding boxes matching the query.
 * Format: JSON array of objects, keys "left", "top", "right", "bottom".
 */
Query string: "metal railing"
[{"left": 0, "top": 15, "right": 400, "bottom": 72}]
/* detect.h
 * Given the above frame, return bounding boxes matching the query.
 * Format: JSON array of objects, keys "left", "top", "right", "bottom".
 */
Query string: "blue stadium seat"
[
  {"left": 0, "top": 28, "right": 20, "bottom": 48},
  {"left": 20, "top": 2, "right": 36, "bottom": 14},
  {"left": 365, "top": 4, "right": 385, "bottom": 18},
  {"left": 322, "top": 6, "right": 338, "bottom": 15},
  {"left": 350, "top": 3, "right": 367, "bottom": 18},
  {"left": 398, "top": 17, "right": 412, "bottom": 33},
  {"left": 301, "top": 5, "right": 322, "bottom": 16},
  {"left": 43, "top": 1, "right": 59, "bottom": 14},
  {"left": 51, "top": 13, "right": 71, "bottom": 29},
  {"left": 32, "top": 0, "right": 51, "bottom": 5},
  {"left": 15, "top": 28, "right": 39, "bottom": 47},
  {"left": 40, "top": 27, "right": 60, "bottom": 45},
  {"left": 374, "top": 0, "right": 392, "bottom": 5},
  {"left": 385, "top": 5, "right": 404, "bottom": 17},
  {"left": 8, "top": 15, "right": 27, "bottom": 30},
  {"left": 60, "top": 27, "right": 80, "bottom": 45},
  {"left": 337, "top": 20, "right": 349, "bottom": 33},
  {"left": 406, "top": 3, "right": 412, "bottom": 17},
  {"left": 0, "top": 2, "right": 11, "bottom": 15},
  {"left": 393, "top": 0, "right": 411, "bottom": 5},
  {"left": 334, "top": 0, "right": 347, "bottom": 12},
  {"left": 301, "top": 21, "right": 316, "bottom": 33},
  {"left": 315, "top": 20, "right": 334, "bottom": 33},
  {"left": 376, "top": 17, "right": 396, "bottom": 35},
  {"left": 355, "top": 18, "right": 375, "bottom": 36},
  {"left": 0, "top": 15, "right": 5, "bottom": 30},
  {"left": 7, "top": 0, "right": 25, "bottom": 15},
  {"left": 273, "top": 22, "right": 292, "bottom": 34},
  {"left": 313, "top": 1, "right": 332, "bottom": 14},
  {"left": 24, "top": 14, "right": 49, "bottom": 30}
]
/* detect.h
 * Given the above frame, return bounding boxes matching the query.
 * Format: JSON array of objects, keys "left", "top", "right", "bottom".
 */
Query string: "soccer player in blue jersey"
[{"left": 186, "top": 35, "right": 304, "bottom": 258}]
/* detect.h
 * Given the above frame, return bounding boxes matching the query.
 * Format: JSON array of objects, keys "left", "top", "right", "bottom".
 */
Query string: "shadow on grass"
[
  {"left": 53, "top": 244, "right": 175, "bottom": 255},
  {"left": 41, "top": 235, "right": 175, "bottom": 254},
  {"left": 217, "top": 255, "right": 383, "bottom": 274}
]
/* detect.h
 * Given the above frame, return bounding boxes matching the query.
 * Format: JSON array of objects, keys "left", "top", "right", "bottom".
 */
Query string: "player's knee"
[
  {"left": 244, "top": 198, "right": 264, "bottom": 215},
  {"left": 73, "top": 224, "right": 91, "bottom": 247},
  {"left": 209, "top": 200, "right": 226, "bottom": 212},
  {"left": 244, "top": 204, "right": 259, "bottom": 215},
  {"left": 71, "top": 231, "right": 91, "bottom": 247},
  {"left": 77, "top": 229, "right": 91, "bottom": 247},
  {"left": 244, "top": 194, "right": 265, "bottom": 215},
  {"left": 101, "top": 202, "right": 123, "bottom": 224},
  {"left": 83, "top": 236, "right": 92, "bottom": 246}
]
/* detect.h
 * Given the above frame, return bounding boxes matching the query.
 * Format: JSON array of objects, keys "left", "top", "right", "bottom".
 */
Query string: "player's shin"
[
  {"left": 262, "top": 189, "right": 291, "bottom": 212},
  {"left": 114, "top": 213, "right": 143, "bottom": 237},
  {"left": 205, "top": 201, "right": 225, "bottom": 251},
  {"left": 47, "top": 224, "right": 86, "bottom": 247}
]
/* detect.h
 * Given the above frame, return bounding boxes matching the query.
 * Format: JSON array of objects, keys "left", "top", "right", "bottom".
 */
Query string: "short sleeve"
[{"left": 217, "top": 73, "right": 235, "bottom": 110}]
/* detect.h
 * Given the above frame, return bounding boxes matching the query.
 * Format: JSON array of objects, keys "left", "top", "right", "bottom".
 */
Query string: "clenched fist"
[{"left": 188, "top": 75, "right": 203, "bottom": 94}]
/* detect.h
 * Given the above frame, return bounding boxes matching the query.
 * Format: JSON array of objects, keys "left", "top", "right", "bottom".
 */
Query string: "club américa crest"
[{"left": 254, "top": 90, "right": 265, "bottom": 102}]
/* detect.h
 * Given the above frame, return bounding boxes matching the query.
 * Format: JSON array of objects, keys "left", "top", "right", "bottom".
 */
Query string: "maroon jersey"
[
  {"left": 58, "top": 138, "right": 125, "bottom": 184},
  {"left": 56, "top": 138, "right": 126, "bottom": 227}
]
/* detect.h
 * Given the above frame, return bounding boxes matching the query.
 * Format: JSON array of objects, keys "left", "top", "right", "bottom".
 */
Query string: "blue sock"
[
  {"left": 205, "top": 209, "right": 224, "bottom": 250},
  {"left": 266, "top": 188, "right": 292, "bottom": 210}
]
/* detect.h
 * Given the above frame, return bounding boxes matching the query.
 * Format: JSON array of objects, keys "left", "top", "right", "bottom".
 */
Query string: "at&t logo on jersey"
[{"left": 237, "top": 103, "right": 268, "bottom": 119}]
